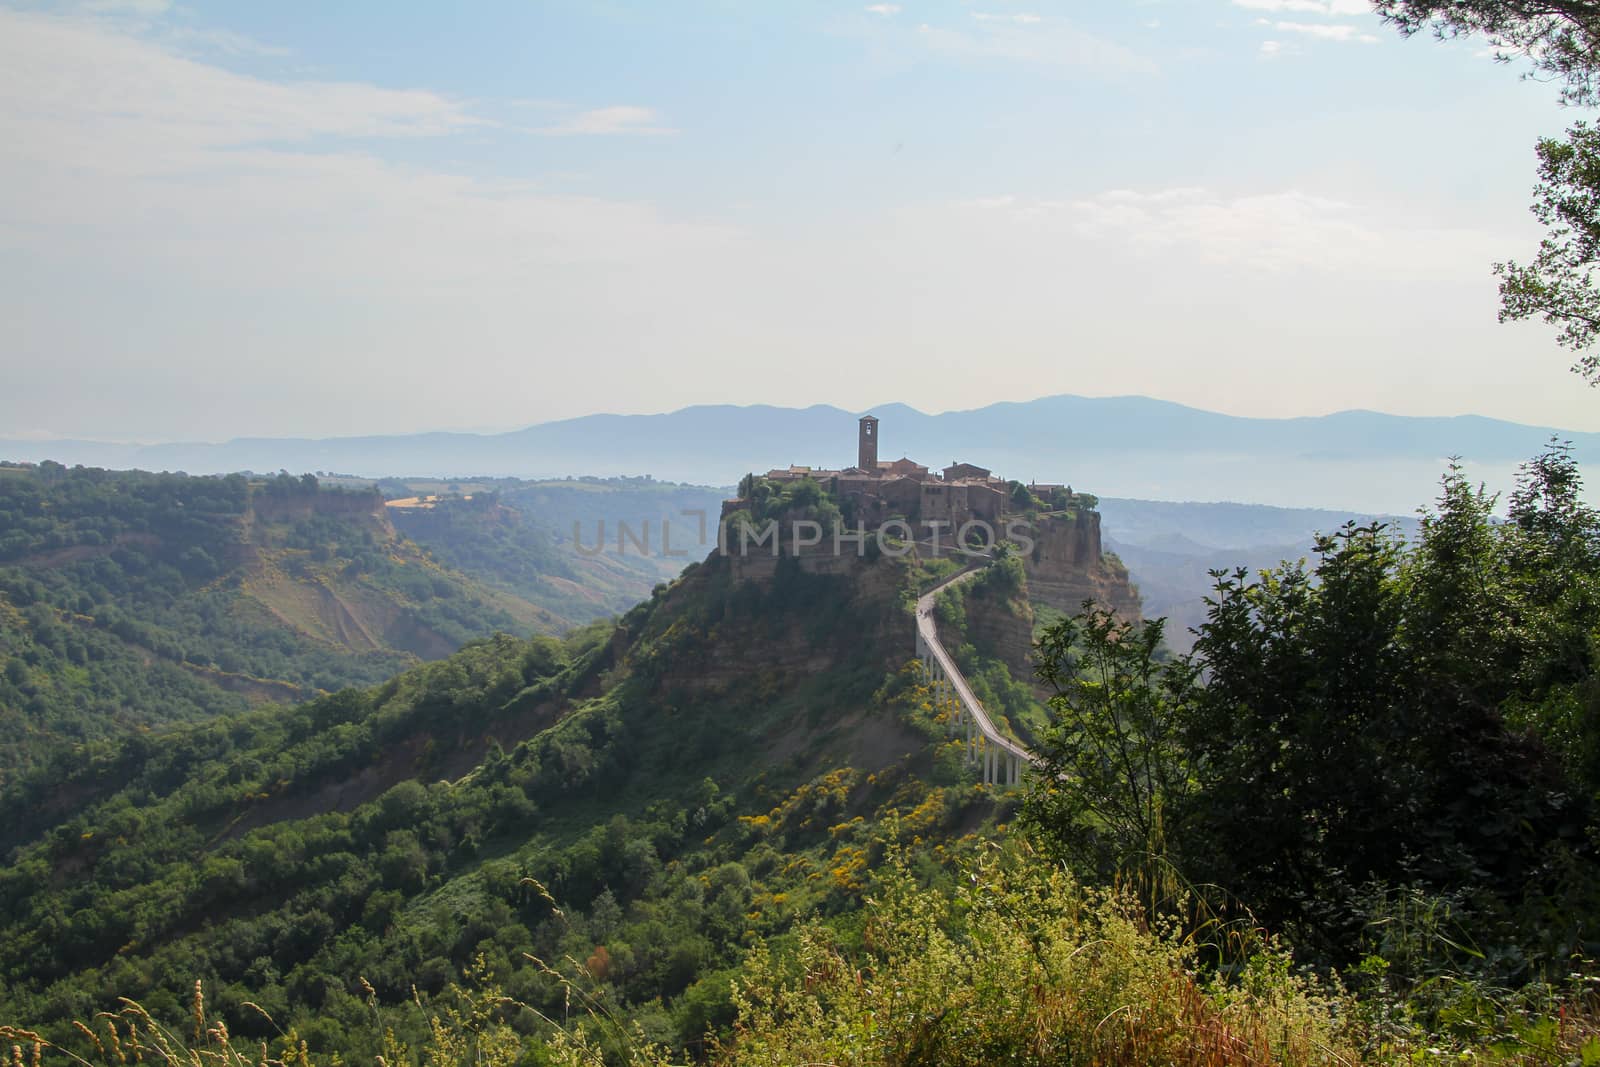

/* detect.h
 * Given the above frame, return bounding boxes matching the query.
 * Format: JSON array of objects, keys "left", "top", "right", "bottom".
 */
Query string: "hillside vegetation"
[
  {"left": 375, "top": 477, "right": 724, "bottom": 624},
  {"left": 0, "top": 464, "right": 561, "bottom": 782},
  {"left": 0, "top": 536, "right": 1017, "bottom": 1061},
  {"left": 4, "top": 452, "right": 1599, "bottom": 1064}
]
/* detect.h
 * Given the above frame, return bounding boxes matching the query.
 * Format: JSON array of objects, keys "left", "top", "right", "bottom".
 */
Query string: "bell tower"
[{"left": 858, "top": 414, "right": 879, "bottom": 472}]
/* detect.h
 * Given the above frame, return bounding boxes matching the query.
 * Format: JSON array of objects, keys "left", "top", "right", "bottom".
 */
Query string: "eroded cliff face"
[
  {"left": 247, "top": 486, "right": 394, "bottom": 538},
  {"left": 1021, "top": 511, "right": 1141, "bottom": 621},
  {"left": 630, "top": 541, "right": 912, "bottom": 703},
  {"left": 697, "top": 504, "right": 1139, "bottom": 712},
  {"left": 959, "top": 580, "right": 1036, "bottom": 684}
]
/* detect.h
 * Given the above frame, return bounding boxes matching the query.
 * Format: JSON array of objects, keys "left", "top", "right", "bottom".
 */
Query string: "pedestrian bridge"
[{"left": 914, "top": 563, "right": 1036, "bottom": 788}]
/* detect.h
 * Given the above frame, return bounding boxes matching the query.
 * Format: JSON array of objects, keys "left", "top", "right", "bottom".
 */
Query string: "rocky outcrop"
[
  {"left": 961, "top": 580, "right": 1036, "bottom": 684},
  {"left": 723, "top": 538, "right": 878, "bottom": 584},
  {"left": 644, "top": 548, "right": 910, "bottom": 698},
  {"left": 1021, "top": 511, "right": 1141, "bottom": 621}
]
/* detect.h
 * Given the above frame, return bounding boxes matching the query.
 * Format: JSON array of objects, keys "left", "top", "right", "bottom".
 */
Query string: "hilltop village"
[
  {"left": 732, "top": 414, "right": 1076, "bottom": 529},
  {"left": 714, "top": 415, "right": 1139, "bottom": 620}
]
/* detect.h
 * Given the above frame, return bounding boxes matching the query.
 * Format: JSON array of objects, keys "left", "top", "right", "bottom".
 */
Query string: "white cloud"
[
  {"left": 959, "top": 187, "right": 1505, "bottom": 281},
  {"left": 79, "top": 0, "right": 172, "bottom": 13},
  {"left": 1232, "top": 0, "right": 1370, "bottom": 14},
  {"left": 0, "top": 12, "right": 729, "bottom": 282},
  {"left": 533, "top": 105, "right": 675, "bottom": 136},
  {"left": 0, "top": 10, "right": 481, "bottom": 173},
  {"left": 0, "top": 4, "right": 1579, "bottom": 445},
  {"left": 864, "top": 3, "right": 901, "bottom": 14},
  {"left": 913, "top": 14, "right": 1155, "bottom": 74},
  {"left": 1271, "top": 20, "right": 1379, "bottom": 42},
  {"left": 971, "top": 12, "right": 1043, "bottom": 24},
  {"left": 0, "top": 7, "right": 758, "bottom": 441},
  {"left": 164, "top": 25, "right": 291, "bottom": 57}
]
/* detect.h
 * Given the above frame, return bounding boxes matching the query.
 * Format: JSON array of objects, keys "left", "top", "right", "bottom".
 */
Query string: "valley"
[
  {"left": 2, "top": 436, "right": 1598, "bottom": 1063},
  {"left": 0, "top": 466, "right": 716, "bottom": 783},
  {"left": 12, "top": 1, "right": 1600, "bottom": 1059}
]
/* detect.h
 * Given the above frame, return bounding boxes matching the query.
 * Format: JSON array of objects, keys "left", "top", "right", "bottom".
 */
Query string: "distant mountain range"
[{"left": 6, "top": 395, "right": 1597, "bottom": 512}]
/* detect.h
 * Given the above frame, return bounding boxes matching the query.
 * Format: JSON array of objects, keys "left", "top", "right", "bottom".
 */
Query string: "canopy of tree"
[
  {"left": 1379, "top": 1, "right": 1600, "bottom": 383},
  {"left": 1024, "top": 443, "right": 1600, "bottom": 996}
]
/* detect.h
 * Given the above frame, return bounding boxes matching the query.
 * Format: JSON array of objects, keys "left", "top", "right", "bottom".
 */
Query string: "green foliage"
[
  {"left": 1025, "top": 447, "right": 1600, "bottom": 984},
  {"left": 1023, "top": 608, "right": 1200, "bottom": 896},
  {"left": 1377, "top": 1, "right": 1600, "bottom": 107},
  {"left": 383, "top": 480, "right": 709, "bottom": 624},
  {"left": 1007, "top": 480, "right": 1040, "bottom": 512},
  {"left": 7, "top": 452, "right": 1600, "bottom": 1062},
  {"left": 388, "top": 492, "right": 567, "bottom": 586},
  {"left": 0, "top": 542, "right": 1014, "bottom": 1063},
  {"left": 14, "top": 872, "right": 1600, "bottom": 1065},
  {"left": 0, "top": 465, "right": 561, "bottom": 782},
  {"left": 931, "top": 585, "right": 965, "bottom": 630},
  {"left": 733, "top": 477, "right": 843, "bottom": 533},
  {"left": 1376, "top": 4, "right": 1600, "bottom": 382},
  {"left": 720, "top": 847, "right": 1363, "bottom": 1066},
  {"left": 1187, "top": 509, "right": 1588, "bottom": 971},
  {"left": 1494, "top": 123, "right": 1600, "bottom": 384},
  {"left": 973, "top": 552, "right": 1024, "bottom": 596}
]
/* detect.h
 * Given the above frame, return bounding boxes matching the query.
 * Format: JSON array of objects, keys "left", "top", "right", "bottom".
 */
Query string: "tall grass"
[{"left": 7, "top": 855, "right": 1599, "bottom": 1066}]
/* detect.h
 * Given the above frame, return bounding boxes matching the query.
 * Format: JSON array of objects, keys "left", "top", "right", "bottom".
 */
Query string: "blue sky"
[{"left": 1, "top": 0, "right": 1593, "bottom": 442}]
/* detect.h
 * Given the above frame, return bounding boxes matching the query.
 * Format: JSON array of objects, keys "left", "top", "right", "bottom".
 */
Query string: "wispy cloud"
[
  {"left": 912, "top": 12, "right": 1155, "bottom": 74},
  {"left": 0, "top": 12, "right": 484, "bottom": 161},
  {"left": 79, "top": 0, "right": 172, "bottom": 14},
  {"left": 0, "top": 4, "right": 751, "bottom": 442},
  {"left": 1267, "top": 20, "right": 1379, "bottom": 43},
  {"left": 0, "top": 9, "right": 721, "bottom": 275},
  {"left": 532, "top": 105, "right": 676, "bottom": 136},
  {"left": 164, "top": 25, "right": 291, "bottom": 57},
  {"left": 864, "top": 3, "right": 901, "bottom": 15},
  {"left": 960, "top": 187, "right": 1503, "bottom": 281},
  {"left": 971, "top": 12, "right": 1042, "bottom": 24},
  {"left": 1232, "top": 0, "right": 1369, "bottom": 14}
]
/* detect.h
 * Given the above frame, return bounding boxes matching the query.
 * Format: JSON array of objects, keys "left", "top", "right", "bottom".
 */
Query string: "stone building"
[{"left": 735, "top": 414, "right": 1016, "bottom": 530}]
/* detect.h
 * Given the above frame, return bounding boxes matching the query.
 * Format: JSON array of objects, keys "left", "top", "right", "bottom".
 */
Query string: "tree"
[
  {"left": 1496, "top": 442, "right": 1600, "bottom": 779},
  {"left": 1376, "top": 2, "right": 1600, "bottom": 382},
  {"left": 1177, "top": 509, "right": 1587, "bottom": 968},
  {"left": 1183, "top": 525, "right": 1426, "bottom": 952},
  {"left": 1496, "top": 123, "right": 1600, "bottom": 384},
  {"left": 1021, "top": 606, "right": 1201, "bottom": 897},
  {"left": 1375, "top": 2, "right": 1600, "bottom": 106}
]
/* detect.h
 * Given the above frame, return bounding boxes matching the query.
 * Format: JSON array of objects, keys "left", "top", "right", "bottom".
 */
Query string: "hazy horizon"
[
  {"left": 3, "top": 390, "right": 1599, "bottom": 447},
  {"left": 7, "top": 393, "right": 1595, "bottom": 514}
]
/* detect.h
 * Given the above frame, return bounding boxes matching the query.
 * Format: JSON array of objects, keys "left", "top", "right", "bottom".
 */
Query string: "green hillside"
[
  {"left": 4, "top": 454, "right": 1600, "bottom": 1065},
  {"left": 0, "top": 464, "right": 562, "bottom": 782},
  {"left": 0, "top": 539, "right": 1008, "bottom": 1060},
  {"left": 377, "top": 478, "right": 724, "bottom": 625}
]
